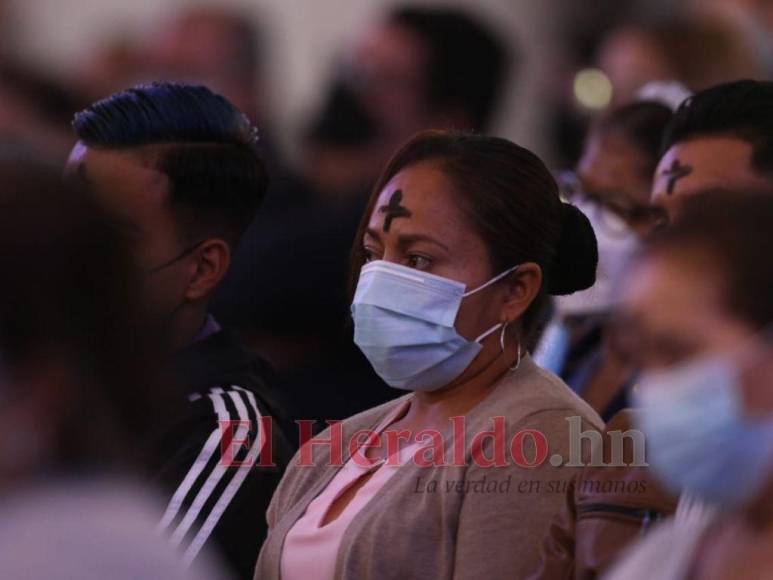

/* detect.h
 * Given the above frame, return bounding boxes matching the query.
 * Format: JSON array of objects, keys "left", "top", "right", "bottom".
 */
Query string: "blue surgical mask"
[
  {"left": 634, "top": 350, "right": 773, "bottom": 507},
  {"left": 351, "top": 260, "right": 518, "bottom": 391}
]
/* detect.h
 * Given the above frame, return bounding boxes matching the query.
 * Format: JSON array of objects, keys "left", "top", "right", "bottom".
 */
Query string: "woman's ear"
[
  {"left": 499, "top": 262, "right": 542, "bottom": 324},
  {"left": 184, "top": 239, "right": 231, "bottom": 301}
]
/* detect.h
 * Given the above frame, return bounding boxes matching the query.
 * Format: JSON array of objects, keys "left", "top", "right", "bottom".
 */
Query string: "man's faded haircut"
[{"left": 73, "top": 81, "right": 269, "bottom": 247}]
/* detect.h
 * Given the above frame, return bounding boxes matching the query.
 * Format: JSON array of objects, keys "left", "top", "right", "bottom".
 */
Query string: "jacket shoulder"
[{"left": 480, "top": 356, "right": 604, "bottom": 431}]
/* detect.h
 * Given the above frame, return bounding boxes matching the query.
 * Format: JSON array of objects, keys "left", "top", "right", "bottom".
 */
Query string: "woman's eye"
[
  {"left": 407, "top": 254, "right": 431, "bottom": 270},
  {"left": 363, "top": 247, "right": 380, "bottom": 263}
]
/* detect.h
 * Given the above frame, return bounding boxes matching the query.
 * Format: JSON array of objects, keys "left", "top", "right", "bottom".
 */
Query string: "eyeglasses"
[
  {"left": 583, "top": 190, "right": 667, "bottom": 236},
  {"left": 555, "top": 172, "right": 668, "bottom": 236}
]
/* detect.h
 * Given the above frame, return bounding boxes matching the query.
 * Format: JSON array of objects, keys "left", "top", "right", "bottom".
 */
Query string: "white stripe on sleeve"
[
  {"left": 169, "top": 387, "right": 242, "bottom": 547},
  {"left": 157, "top": 389, "right": 230, "bottom": 533},
  {"left": 181, "top": 387, "right": 264, "bottom": 565}
]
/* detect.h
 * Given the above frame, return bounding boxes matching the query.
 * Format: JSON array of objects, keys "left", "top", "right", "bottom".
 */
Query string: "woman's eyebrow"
[
  {"left": 365, "top": 227, "right": 450, "bottom": 253},
  {"left": 397, "top": 233, "right": 450, "bottom": 252}
]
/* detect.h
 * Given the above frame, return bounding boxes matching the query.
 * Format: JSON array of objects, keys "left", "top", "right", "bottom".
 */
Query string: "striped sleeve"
[{"left": 157, "top": 385, "right": 265, "bottom": 566}]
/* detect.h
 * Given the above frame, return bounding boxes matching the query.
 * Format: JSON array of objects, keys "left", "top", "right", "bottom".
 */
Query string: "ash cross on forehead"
[
  {"left": 379, "top": 189, "right": 412, "bottom": 232},
  {"left": 662, "top": 159, "right": 693, "bottom": 195}
]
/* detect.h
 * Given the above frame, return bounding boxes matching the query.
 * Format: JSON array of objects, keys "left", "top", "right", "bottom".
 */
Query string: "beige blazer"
[{"left": 255, "top": 356, "right": 603, "bottom": 579}]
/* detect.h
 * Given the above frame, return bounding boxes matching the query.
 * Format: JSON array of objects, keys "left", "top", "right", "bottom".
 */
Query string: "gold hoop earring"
[{"left": 499, "top": 322, "right": 522, "bottom": 372}]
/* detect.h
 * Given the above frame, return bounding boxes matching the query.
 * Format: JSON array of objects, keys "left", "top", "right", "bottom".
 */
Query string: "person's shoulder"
[
  {"left": 489, "top": 356, "right": 604, "bottom": 430},
  {"left": 183, "top": 384, "right": 263, "bottom": 424},
  {"left": 197, "top": 328, "right": 299, "bottom": 423},
  {"left": 168, "top": 326, "right": 275, "bottom": 397}
]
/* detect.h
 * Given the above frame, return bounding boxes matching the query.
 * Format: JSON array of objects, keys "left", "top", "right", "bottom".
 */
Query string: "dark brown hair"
[
  {"left": 350, "top": 130, "right": 598, "bottom": 343},
  {"left": 645, "top": 190, "right": 773, "bottom": 329}
]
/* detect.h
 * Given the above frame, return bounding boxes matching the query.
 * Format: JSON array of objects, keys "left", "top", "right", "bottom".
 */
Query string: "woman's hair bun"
[{"left": 548, "top": 202, "right": 598, "bottom": 296}]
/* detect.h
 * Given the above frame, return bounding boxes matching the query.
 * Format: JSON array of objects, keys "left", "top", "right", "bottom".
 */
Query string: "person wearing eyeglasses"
[{"left": 535, "top": 98, "right": 673, "bottom": 420}]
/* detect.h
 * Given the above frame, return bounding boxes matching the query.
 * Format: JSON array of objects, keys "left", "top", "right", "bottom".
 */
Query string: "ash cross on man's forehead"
[
  {"left": 379, "top": 189, "right": 412, "bottom": 232},
  {"left": 662, "top": 158, "right": 693, "bottom": 195}
]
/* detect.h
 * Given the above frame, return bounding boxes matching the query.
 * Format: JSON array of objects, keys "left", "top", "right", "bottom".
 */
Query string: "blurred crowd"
[{"left": 0, "top": 0, "right": 771, "bottom": 579}]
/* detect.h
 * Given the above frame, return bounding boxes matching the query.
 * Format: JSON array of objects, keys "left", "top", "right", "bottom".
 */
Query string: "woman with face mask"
[
  {"left": 255, "top": 131, "right": 604, "bottom": 580},
  {"left": 604, "top": 191, "right": 773, "bottom": 580}
]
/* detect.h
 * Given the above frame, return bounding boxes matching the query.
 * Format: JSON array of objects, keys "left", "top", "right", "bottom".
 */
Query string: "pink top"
[{"left": 280, "top": 400, "right": 416, "bottom": 580}]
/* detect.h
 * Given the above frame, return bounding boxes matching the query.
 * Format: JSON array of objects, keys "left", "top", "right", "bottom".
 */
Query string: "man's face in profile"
[
  {"left": 652, "top": 136, "right": 771, "bottom": 220},
  {"left": 65, "top": 142, "right": 192, "bottom": 321}
]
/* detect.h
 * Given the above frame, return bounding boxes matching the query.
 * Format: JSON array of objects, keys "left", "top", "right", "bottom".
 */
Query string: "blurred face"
[
  {"left": 348, "top": 23, "right": 429, "bottom": 140},
  {"left": 360, "top": 162, "right": 538, "bottom": 384},
  {"left": 597, "top": 28, "right": 674, "bottom": 107},
  {"left": 149, "top": 16, "right": 233, "bottom": 77},
  {"left": 577, "top": 131, "right": 661, "bottom": 236},
  {"left": 143, "top": 14, "right": 255, "bottom": 116},
  {"left": 618, "top": 250, "right": 773, "bottom": 415},
  {"left": 652, "top": 137, "right": 771, "bottom": 220},
  {"left": 66, "top": 144, "right": 196, "bottom": 321}
]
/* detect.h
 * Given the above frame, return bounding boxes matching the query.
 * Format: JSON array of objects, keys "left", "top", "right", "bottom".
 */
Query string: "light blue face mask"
[
  {"left": 351, "top": 260, "right": 518, "bottom": 391},
  {"left": 634, "top": 348, "right": 773, "bottom": 508}
]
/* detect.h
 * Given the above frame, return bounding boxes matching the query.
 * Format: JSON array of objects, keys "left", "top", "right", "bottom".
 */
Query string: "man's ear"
[
  {"left": 184, "top": 239, "right": 231, "bottom": 301},
  {"left": 499, "top": 263, "right": 542, "bottom": 324}
]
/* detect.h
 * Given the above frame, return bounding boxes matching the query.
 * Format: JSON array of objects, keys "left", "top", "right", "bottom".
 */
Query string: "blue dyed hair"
[{"left": 73, "top": 82, "right": 268, "bottom": 246}]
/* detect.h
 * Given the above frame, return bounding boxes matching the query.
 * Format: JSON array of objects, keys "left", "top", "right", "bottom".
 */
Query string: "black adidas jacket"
[{"left": 151, "top": 327, "right": 296, "bottom": 580}]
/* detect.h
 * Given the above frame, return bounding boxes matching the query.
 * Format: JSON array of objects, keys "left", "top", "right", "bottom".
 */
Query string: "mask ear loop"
[
  {"left": 500, "top": 322, "right": 522, "bottom": 371},
  {"left": 462, "top": 265, "right": 520, "bottom": 297}
]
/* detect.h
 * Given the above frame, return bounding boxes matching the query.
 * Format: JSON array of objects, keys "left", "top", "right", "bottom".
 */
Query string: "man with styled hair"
[{"left": 68, "top": 82, "right": 295, "bottom": 579}]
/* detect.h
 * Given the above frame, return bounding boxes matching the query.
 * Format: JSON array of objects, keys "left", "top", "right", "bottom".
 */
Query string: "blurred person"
[
  {"left": 604, "top": 191, "right": 773, "bottom": 579},
  {"left": 652, "top": 79, "right": 773, "bottom": 220},
  {"left": 0, "top": 62, "right": 89, "bottom": 161},
  {"left": 67, "top": 82, "right": 296, "bottom": 580},
  {"left": 141, "top": 6, "right": 264, "bottom": 124},
  {"left": 302, "top": 82, "right": 384, "bottom": 200},
  {"left": 536, "top": 99, "right": 673, "bottom": 419},
  {"left": 303, "top": 4, "right": 511, "bottom": 198},
  {"left": 551, "top": 15, "right": 759, "bottom": 167},
  {"left": 77, "top": 7, "right": 276, "bottom": 166},
  {"left": 0, "top": 156, "right": 223, "bottom": 580},
  {"left": 354, "top": 6, "right": 508, "bottom": 145},
  {"left": 529, "top": 99, "right": 680, "bottom": 580},
  {"left": 597, "top": 18, "right": 760, "bottom": 109},
  {"left": 689, "top": 0, "right": 773, "bottom": 77},
  {"left": 75, "top": 38, "right": 145, "bottom": 102},
  {"left": 256, "top": 131, "right": 603, "bottom": 580}
]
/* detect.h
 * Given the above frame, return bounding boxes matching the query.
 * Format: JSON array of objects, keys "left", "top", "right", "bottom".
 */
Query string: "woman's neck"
[{"left": 403, "top": 351, "right": 514, "bottom": 428}]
